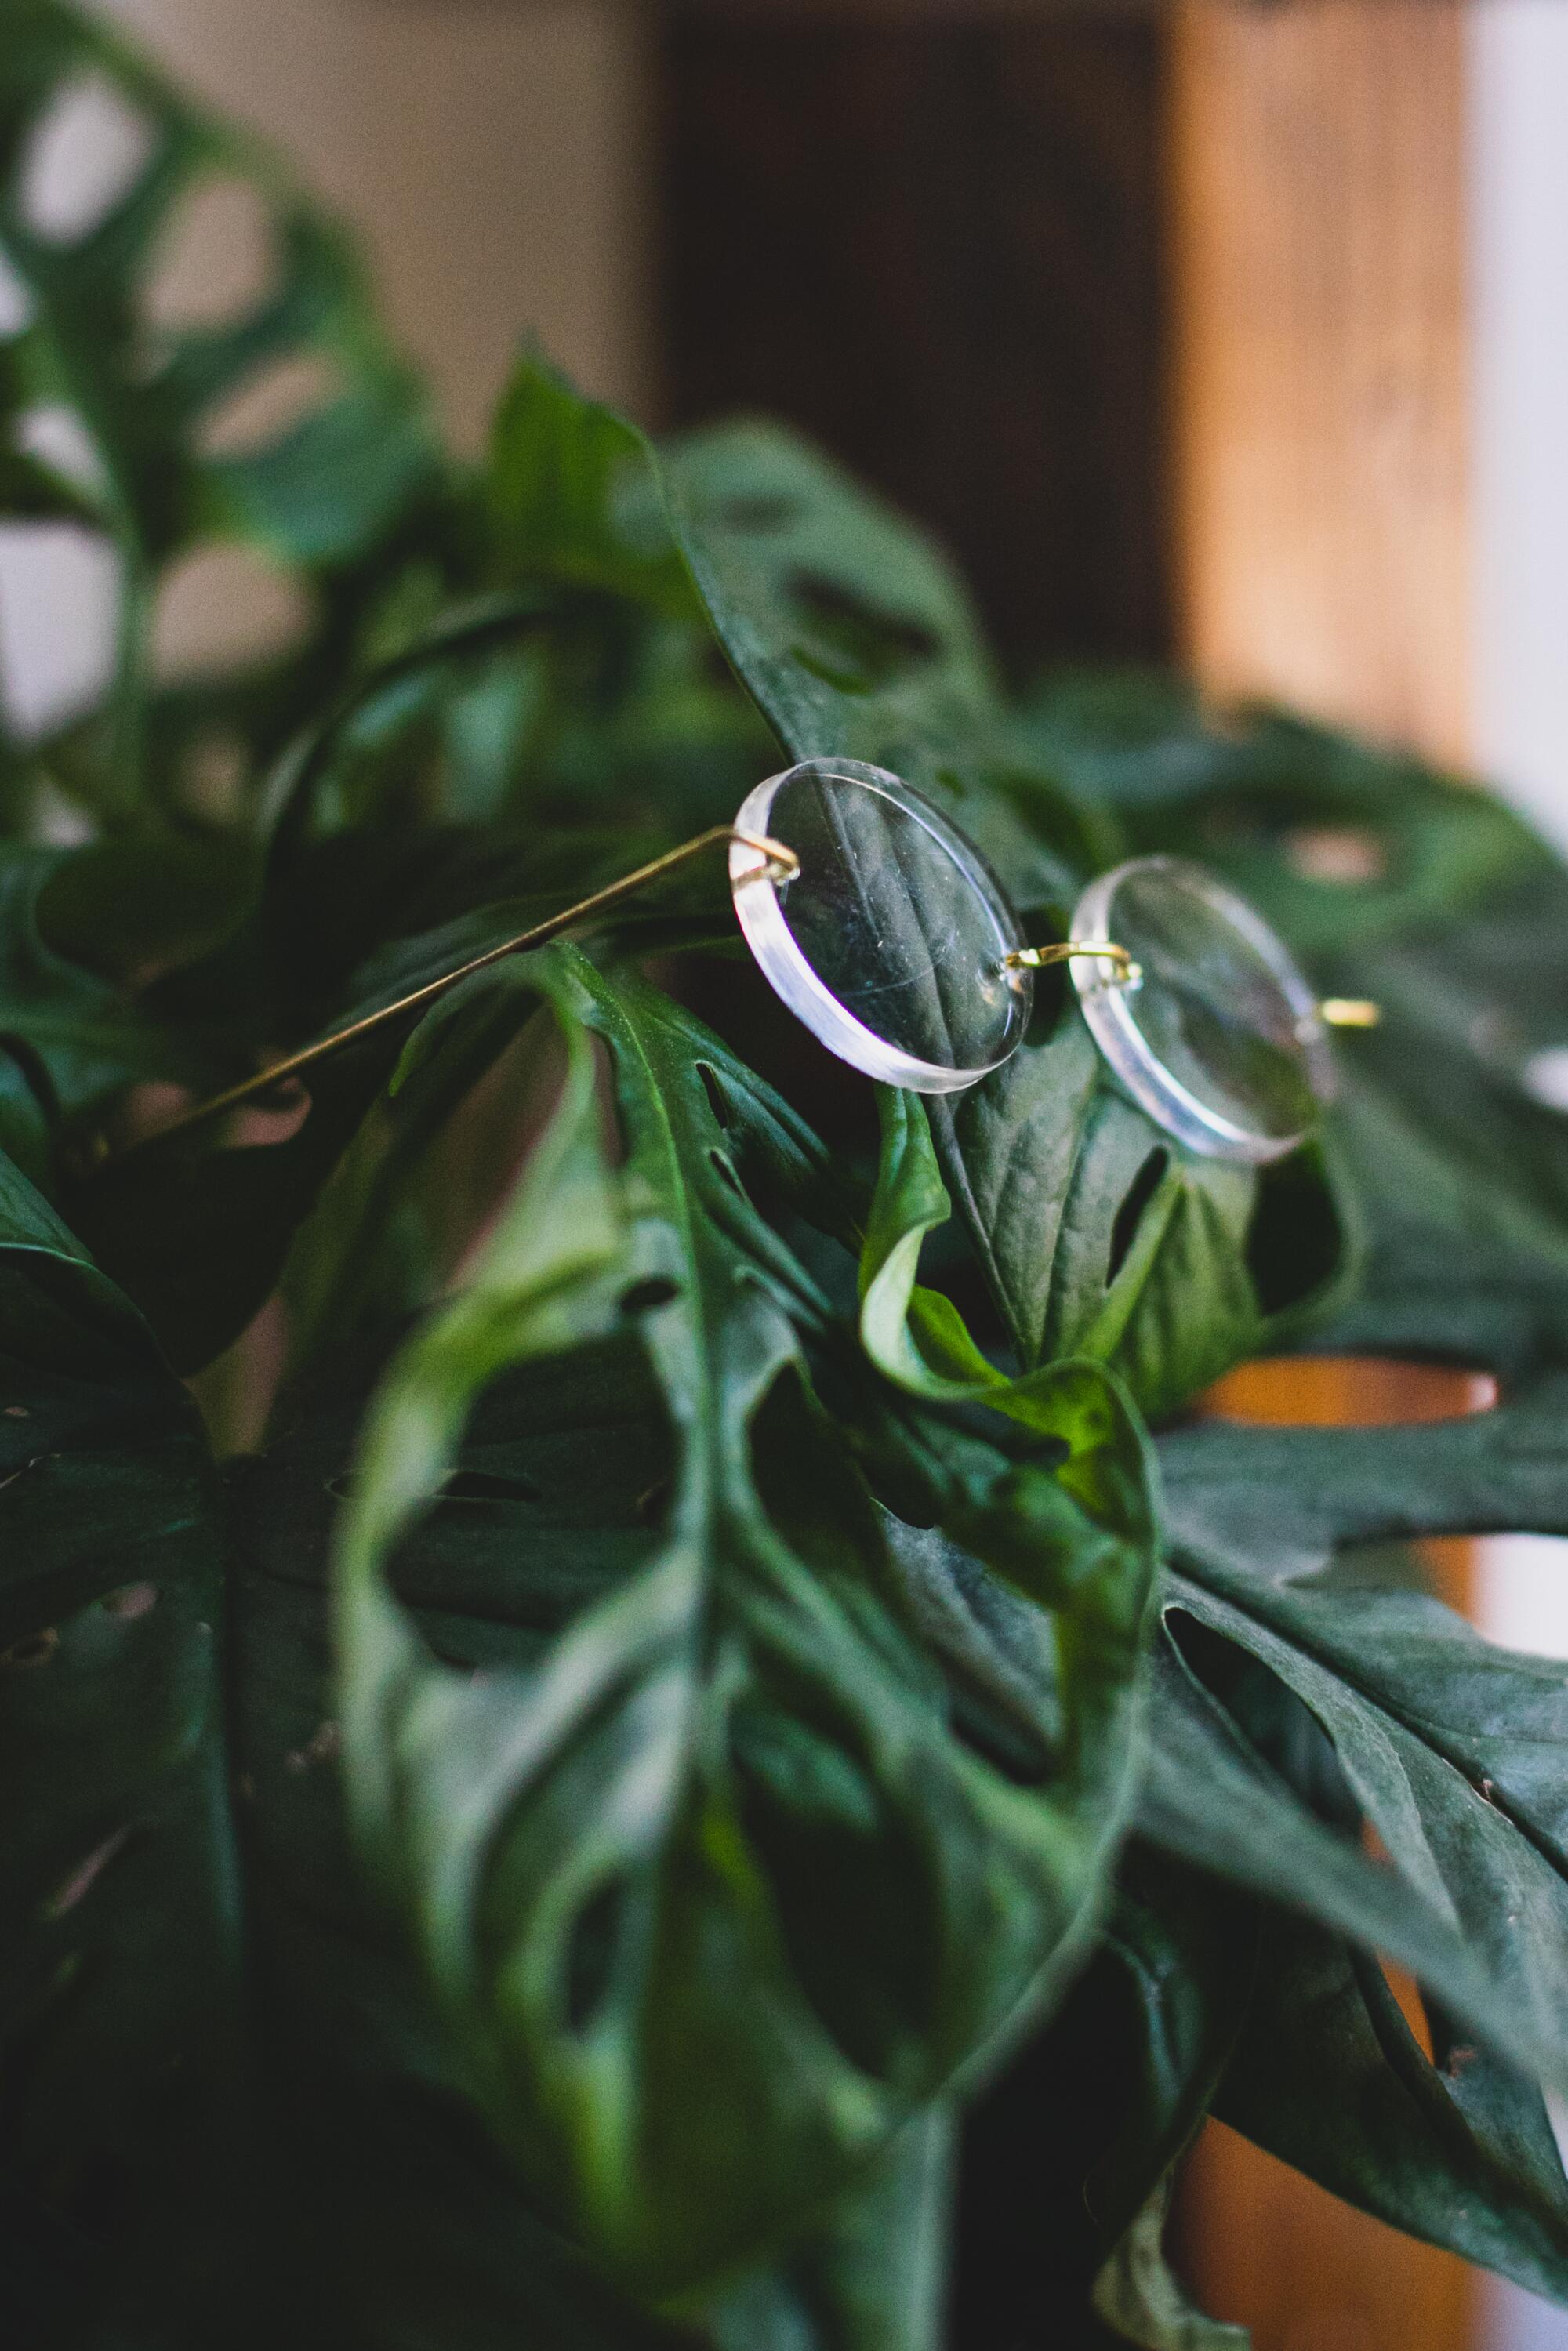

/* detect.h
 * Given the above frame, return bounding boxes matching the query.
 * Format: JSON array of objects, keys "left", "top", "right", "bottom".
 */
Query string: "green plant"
[{"left": 5, "top": 9, "right": 1568, "bottom": 2346}]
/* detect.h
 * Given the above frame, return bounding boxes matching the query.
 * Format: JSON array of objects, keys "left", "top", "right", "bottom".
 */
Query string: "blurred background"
[{"left": 3, "top": 2, "right": 1567, "bottom": 2344}]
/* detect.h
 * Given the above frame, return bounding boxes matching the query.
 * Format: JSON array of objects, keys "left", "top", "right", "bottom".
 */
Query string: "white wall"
[
  {"left": 1468, "top": 14, "right": 1568, "bottom": 2346},
  {"left": 1470, "top": 0, "right": 1568, "bottom": 850},
  {"left": 1468, "top": 0, "right": 1568, "bottom": 1736}
]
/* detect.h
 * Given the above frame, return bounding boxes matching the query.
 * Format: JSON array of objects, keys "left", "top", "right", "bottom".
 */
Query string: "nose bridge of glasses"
[{"left": 1004, "top": 939, "right": 1144, "bottom": 989}]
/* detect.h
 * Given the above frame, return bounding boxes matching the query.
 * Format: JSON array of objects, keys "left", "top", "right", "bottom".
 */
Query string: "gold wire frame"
[
  {"left": 1004, "top": 939, "right": 1142, "bottom": 981},
  {"left": 102, "top": 825, "right": 798, "bottom": 1159},
  {"left": 96, "top": 818, "right": 1374, "bottom": 1166}
]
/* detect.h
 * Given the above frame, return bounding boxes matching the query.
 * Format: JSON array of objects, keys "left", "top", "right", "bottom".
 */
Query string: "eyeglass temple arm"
[
  {"left": 99, "top": 825, "right": 798, "bottom": 1159},
  {"left": 100, "top": 854, "right": 1379, "bottom": 1164},
  {"left": 1319, "top": 998, "right": 1381, "bottom": 1028}
]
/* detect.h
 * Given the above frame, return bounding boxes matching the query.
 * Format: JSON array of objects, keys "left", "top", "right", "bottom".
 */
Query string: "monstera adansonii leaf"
[
  {"left": 658, "top": 423, "right": 1354, "bottom": 1426},
  {"left": 877, "top": 1354, "right": 1568, "bottom": 2315},
  {"left": 1153, "top": 1387, "right": 1568, "bottom": 2295},
  {"left": 965, "top": 688, "right": 1568, "bottom": 2329},
  {"left": 332, "top": 944, "right": 1160, "bottom": 2305},
  {"left": 9, "top": 974, "right": 1134, "bottom": 2351},
  {"left": 0, "top": 0, "right": 445, "bottom": 827},
  {"left": 1019, "top": 673, "right": 1568, "bottom": 1384},
  {"left": 12, "top": 145, "right": 1568, "bottom": 2351},
  {"left": 0, "top": 1124, "right": 712, "bottom": 2351}
]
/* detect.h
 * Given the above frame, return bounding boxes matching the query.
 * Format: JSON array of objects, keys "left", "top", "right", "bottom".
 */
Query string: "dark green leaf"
[
  {"left": 489, "top": 351, "right": 699, "bottom": 621},
  {"left": 659, "top": 433, "right": 1351, "bottom": 1417},
  {"left": 1323, "top": 885, "right": 1568, "bottom": 1376},
  {"left": 663, "top": 417, "right": 1091, "bottom": 900},
  {"left": 0, "top": 1148, "right": 245, "bottom": 2342},
  {"left": 0, "top": 840, "right": 219, "bottom": 1183},
  {"left": 336, "top": 952, "right": 1159, "bottom": 2296},
  {"left": 1215, "top": 1909, "right": 1568, "bottom": 2306}
]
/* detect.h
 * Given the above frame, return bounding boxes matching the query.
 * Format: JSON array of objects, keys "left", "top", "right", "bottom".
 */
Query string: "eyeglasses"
[{"left": 103, "top": 755, "right": 1377, "bottom": 1166}]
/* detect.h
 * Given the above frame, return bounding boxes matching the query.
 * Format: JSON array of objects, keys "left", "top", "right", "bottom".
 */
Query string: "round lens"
[
  {"left": 730, "top": 760, "right": 1032, "bottom": 1092},
  {"left": 1069, "top": 855, "right": 1334, "bottom": 1163}
]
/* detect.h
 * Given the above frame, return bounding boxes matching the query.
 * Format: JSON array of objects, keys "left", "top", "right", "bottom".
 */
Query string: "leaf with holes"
[
  {"left": 661, "top": 430, "right": 1351, "bottom": 1417},
  {"left": 335, "top": 945, "right": 1160, "bottom": 2298},
  {"left": 663, "top": 415, "right": 1103, "bottom": 901},
  {"left": 879, "top": 1056, "right": 1351, "bottom": 1428},
  {"left": 1214, "top": 1904, "right": 1568, "bottom": 2307},
  {"left": 0, "top": 0, "right": 446, "bottom": 826},
  {"left": 239, "top": 1295, "right": 969, "bottom": 2351},
  {"left": 1131, "top": 1381, "right": 1568, "bottom": 2297},
  {"left": 877, "top": 1478, "right": 1568, "bottom": 2317},
  {"left": 0, "top": 1102, "right": 971, "bottom": 2350},
  {"left": 1018, "top": 675, "right": 1568, "bottom": 1382}
]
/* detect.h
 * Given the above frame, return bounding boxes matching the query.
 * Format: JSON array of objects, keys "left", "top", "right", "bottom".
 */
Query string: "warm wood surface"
[
  {"left": 1170, "top": 0, "right": 1468, "bottom": 764},
  {"left": 1171, "top": 6, "right": 1474, "bottom": 2346}
]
